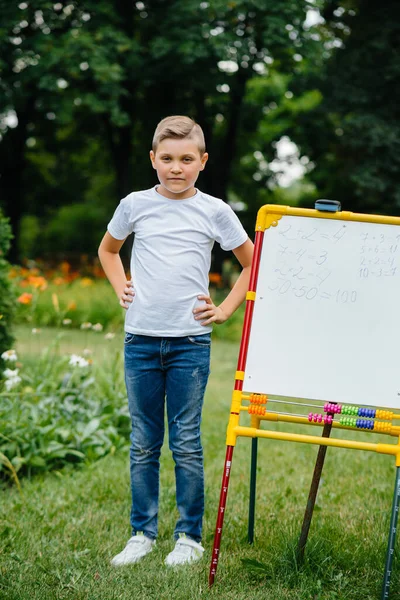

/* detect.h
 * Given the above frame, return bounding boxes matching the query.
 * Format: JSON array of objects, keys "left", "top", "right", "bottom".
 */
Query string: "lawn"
[
  {"left": 1, "top": 331, "right": 399, "bottom": 599},
  {"left": 13, "top": 324, "right": 124, "bottom": 366}
]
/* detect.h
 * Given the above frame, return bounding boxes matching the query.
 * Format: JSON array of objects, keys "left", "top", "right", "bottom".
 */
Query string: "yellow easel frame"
[{"left": 209, "top": 205, "right": 400, "bottom": 600}]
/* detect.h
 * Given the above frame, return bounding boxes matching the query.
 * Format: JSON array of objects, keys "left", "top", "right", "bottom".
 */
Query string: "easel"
[{"left": 209, "top": 203, "right": 400, "bottom": 599}]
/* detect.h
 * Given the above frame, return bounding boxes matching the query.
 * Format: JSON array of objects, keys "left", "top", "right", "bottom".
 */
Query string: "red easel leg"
[{"left": 209, "top": 445, "right": 235, "bottom": 587}]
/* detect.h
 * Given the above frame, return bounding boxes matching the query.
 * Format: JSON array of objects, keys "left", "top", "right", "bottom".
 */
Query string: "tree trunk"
[
  {"left": 206, "top": 70, "right": 250, "bottom": 272},
  {"left": 103, "top": 120, "right": 134, "bottom": 200}
]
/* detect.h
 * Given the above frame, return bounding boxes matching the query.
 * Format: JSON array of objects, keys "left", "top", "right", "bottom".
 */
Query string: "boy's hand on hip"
[
  {"left": 193, "top": 295, "right": 228, "bottom": 325},
  {"left": 120, "top": 280, "right": 135, "bottom": 309}
]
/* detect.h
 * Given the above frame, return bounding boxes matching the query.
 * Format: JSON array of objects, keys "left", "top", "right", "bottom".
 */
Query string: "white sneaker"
[
  {"left": 165, "top": 534, "right": 204, "bottom": 566},
  {"left": 111, "top": 533, "right": 155, "bottom": 566}
]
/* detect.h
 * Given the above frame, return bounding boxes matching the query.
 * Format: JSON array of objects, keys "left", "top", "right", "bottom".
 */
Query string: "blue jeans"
[{"left": 124, "top": 333, "right": 211, "bottom": 543}]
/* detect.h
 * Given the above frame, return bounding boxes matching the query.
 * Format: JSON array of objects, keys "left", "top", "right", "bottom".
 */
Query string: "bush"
[
  {"left": 18, "top": 215, "right": 41, "bottom": 258},
  {"left": 0, "top": 342, "right": 130, "bottom": 482},
  {"left": 0, "top": 210, "right": 15, "bottom": 374},
  {"left": 43, "top": 203, "right": 108, "bottom": 257}
]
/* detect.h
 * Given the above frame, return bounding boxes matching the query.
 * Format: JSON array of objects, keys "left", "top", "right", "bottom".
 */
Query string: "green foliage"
[
  {"left": 289, "top": 0, "right": 400, "bottom": 214},
  {"left": 18, "top": 215, "right": 41, "bottom": 258},
  {"left": 0, "top": 342, "right": 129, "bottom": 480},
  {"left": 15, "top": 279, "right": 125, "bottom": 330},
  {"left": 0, "top": 209, "right": 15, "bottom": 372},
  {"left": 3, "top": 0, "right": 398, "bottom": 261},
  {"left": 43, "top": 203, "right": 109, "bottom": 256},
  {"left": 0, "top": 0, "right": 323, "bottom": 259}
]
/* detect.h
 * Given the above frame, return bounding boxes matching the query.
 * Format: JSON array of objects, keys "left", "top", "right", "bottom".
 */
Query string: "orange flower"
[
  {"left": 92, "top": 265, "right": 106, "bottom": 278},
  {"left": 28, "top": 275, "right": 47, "bottom": 291},
  {"left": 53, "top": 277, "right": 66, "bottom": 286},
  {"left": 65, "top": 272, "right": 79, "bottom": 283},
  {"left": 209, "top": 272, "right": 222, "bottom": 284},
  {"left": 67, "top": 301, "right": 77, "bottom": 311},
  {"left": 60, "top": 261, "right": 71, "bottom": 275},
  {"left": 17, "top": 292, "right": 33, "bottom": 305},
  {"left": 80, "top": 277, "right": 93, "bottom": 287}
]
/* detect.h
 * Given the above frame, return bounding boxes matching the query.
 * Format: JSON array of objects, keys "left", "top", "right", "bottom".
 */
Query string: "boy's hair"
[{"left": 152, "top": 115, "right": 206, "bottom": 155}]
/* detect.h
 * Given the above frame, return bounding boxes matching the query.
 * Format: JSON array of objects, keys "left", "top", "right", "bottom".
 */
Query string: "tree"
[
  {"left": 287, "top": 0, "right": 400, "bottom": 214},
  {"left": 0, "top": 1, "right": 97, "bottom": 260},
  {"left": 0, "top": 0, "right": 317, "bottom": 259}
]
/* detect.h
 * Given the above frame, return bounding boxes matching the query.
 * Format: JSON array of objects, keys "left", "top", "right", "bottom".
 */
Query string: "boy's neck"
[{"left": 155, "top": 184, "right": 197, "bottom": 200}]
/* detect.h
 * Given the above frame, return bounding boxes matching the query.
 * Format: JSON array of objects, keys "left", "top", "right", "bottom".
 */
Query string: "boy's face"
[{"left": 150, "top": 138, "right": 208, "bottom": 200}]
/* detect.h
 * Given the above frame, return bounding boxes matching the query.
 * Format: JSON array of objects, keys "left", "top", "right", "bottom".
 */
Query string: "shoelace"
[
  {"left": 128, "top": 536, "right": 146, "bottom": 546},
  {"left": 174, "top": 541, "right": 193, "bottom": 555}
]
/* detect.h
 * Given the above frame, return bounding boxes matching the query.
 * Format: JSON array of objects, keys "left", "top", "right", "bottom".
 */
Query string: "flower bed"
[
  {"left": 0, "top": 344, "right": 130, "bottom": 485},
  {"left": 10, "top": 261, "right": 124, "bottom": 330}
]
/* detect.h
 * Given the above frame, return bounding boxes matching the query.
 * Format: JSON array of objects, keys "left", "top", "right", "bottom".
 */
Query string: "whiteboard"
[{"left": 244, "top": 215, "right": 400, "bottom": 409}]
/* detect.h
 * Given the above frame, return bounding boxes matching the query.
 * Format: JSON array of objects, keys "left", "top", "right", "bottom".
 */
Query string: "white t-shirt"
[{"left": 107, "top": 186, "right": 248, "bottom": 337}]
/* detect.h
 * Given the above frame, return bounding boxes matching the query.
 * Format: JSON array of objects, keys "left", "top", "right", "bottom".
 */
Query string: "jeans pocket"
[
  {"left": 124, "top": 332, "right": 136, "bottom": 345},
  {"left": 187, "top": 334, "right": 211, "bottom": 347}
]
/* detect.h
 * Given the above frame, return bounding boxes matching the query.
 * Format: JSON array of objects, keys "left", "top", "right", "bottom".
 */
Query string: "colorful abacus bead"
[
  {"left": 324, "top": 402, "right": 341, "bottom": 414},
  {"left": 356, "top": 419, "right": 374, "bottom": 430},
  {"left": 249, "top": 405, "right": 266, "bottom": 415},
  {"left": 343, "top": 405, "right": 359, "bottom": 416},
  {"left": 249, "top": 393, "right": 267, "bottom": 405},
  {"left": 374, "top": 421, "right": 392, "bottom": 433},
  {"left": 324, "top": 415, "right": 333, "bottom": 425},
  {"left": 308, "top": 413, "right": 324, "bottom": 423},
  {"left": 358, "top": 407, "right": 375, "bottom": 418},
  {"left": 340, "top": 416, "right": 357, "bottom": 427},
  {"left": 376, "top": 410, "right": 393, "bottom": 421}
]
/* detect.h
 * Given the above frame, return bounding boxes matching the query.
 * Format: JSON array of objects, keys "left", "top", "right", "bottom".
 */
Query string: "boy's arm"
[
  {"left": 194, "top": 238, "right": 254, "bottom": 326},
  {"left": 98, "top": 231, "right": 134, "bottom": 309}
]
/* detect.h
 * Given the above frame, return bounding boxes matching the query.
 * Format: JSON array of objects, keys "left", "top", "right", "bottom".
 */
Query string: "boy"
[{"left": 98, "top": 115, "right": 253, "bottom": 567}]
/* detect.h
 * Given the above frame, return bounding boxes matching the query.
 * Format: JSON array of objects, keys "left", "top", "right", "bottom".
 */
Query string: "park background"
[{"left": 1, "top": 1, "right": 400, "bottom": 599}]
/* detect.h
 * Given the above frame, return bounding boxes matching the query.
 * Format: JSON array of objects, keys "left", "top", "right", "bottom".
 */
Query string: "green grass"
[
  {"left": 1, "top": 335, "right": 400, "bottom": 599},
  {"left": 13, "top": 324, "right": 124, "bottom": 368}
]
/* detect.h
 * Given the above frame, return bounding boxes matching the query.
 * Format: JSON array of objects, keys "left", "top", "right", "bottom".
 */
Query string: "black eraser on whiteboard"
[{"left": 315, "top": 199, "right": 341, "bottom": 212}]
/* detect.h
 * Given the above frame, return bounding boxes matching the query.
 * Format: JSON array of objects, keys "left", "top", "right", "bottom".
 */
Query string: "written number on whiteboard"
[{"left": 267, "top": 278, "right": 357, "bottom": 303}]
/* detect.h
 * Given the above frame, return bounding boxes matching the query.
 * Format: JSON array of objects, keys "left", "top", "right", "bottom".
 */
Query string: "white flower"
[
  {"left": 32, "top": 328, "right": 41, "bottom": 334},
  {"left": 3, "top": 368, "right": 21, "bottom": 390},
  {"left": 80, "top": 322, "right": 92, "bottom": 330},
  {"left": 1, "top": 349, "right": 17, "bottom": 361},
  {"left": 82, "top": 348, "right": 92, "bottom": 356},
  {"left": 69, "top": 354, "right": 89, "bottom": 368},
  {"left": 5, "top": 376, "right": 21, "bottom": 390},
  {"left": 104, "top": 332, "right": 115, "bottom": 340},
  {"left": 92, "top": 323, "right": 103, "bottom": 332},
  {"left": 62, "top": 318, "right": 72, "bottom": 325},
  {"left": 4, "top": 368, "right": 19, "bottom": 379}
]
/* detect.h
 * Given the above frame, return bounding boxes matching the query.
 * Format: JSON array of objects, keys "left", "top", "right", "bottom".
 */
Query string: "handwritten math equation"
[
  {"left": 264, "top": 222, "right": 400, "bottom": 303},
  {"left": 359, "top": 231, "right": 399, "bottom": 279}
]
